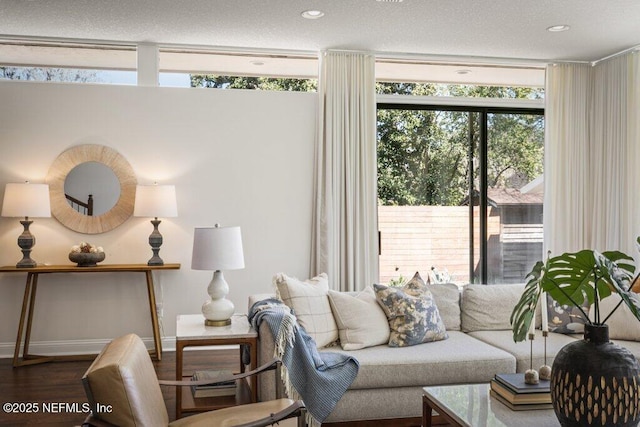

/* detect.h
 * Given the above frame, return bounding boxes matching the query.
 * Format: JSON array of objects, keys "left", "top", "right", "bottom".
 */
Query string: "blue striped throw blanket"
[{"left": 248, "top": 298, "right": 359, "bottom": 425}]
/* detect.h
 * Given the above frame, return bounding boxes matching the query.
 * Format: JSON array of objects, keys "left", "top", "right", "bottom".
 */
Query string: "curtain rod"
[
  {"left": 591, "top": 44, "right": 640, "bottom": 65},
  {"left": 3, "top": 33, "right": 634, "bottom": 67},
  {"left": 373, "top": 52, "right": 552, "bottom": 67}
]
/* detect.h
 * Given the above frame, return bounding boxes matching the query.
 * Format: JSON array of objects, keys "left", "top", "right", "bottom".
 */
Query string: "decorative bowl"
[{"left": 69, "top": 252, "right": 106, "bottom": 267}]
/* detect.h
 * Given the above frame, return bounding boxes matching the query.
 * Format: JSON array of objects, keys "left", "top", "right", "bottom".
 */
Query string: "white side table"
[{"left": 175, "top": 314, "right": 258, "bottom": 418}]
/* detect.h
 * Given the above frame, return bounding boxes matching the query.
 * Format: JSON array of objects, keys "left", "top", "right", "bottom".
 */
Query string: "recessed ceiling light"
[
  {"left": 547, "top": 25, "right": 570, "bottom": 32},
  {"left": 301, "top": 10, "right": 324, "bottom": 19},
  {"left": 456, "top": 69, "right": 472, "bottom": 75},
  {"left": 250, "top": 60, "right": 265, "bottom": 66}
]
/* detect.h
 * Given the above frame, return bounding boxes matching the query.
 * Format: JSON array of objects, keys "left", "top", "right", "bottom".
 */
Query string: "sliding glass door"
[{"left": 377, "top": 105, "right": 544, "bottom": 286}]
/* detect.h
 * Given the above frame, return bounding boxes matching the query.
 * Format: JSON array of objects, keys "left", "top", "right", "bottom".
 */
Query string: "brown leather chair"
[{"left": 81, "top": 333, "right": 305, "bottom": 427}]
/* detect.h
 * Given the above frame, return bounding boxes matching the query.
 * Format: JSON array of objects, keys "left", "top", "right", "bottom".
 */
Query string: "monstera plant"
[
  {"left": 510, "top": 239, "right": 640, "bottom": 427},
  {"left": 511, "top": 245, "right": 640, "bottom": 342}
]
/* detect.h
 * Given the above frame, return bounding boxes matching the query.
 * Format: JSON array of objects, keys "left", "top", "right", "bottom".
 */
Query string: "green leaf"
[
  {"left": 511, "top": 260, "right": 543, "bottom": 342},
  {"left": 601, "top": 250, "right": 636, "bottom": 276},
  {"left": 542, "top": 250, "right": 597, "bottom": 309},
  {"left": 595, "top": 251, "right": 640, "bottom": 322},
  {"left": 512, "top": 246, "right": 639, "bottom": 342}
]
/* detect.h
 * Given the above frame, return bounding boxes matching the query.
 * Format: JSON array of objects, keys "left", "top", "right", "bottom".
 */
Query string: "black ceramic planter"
[{"left": 551, "top": 324, "right": 640, "bottom": 426}]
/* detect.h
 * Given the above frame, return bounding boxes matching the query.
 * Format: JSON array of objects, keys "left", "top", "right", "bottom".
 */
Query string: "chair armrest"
[
  {"left": 82, "top": 415, "right": 118, "bottom": 427},
  {"left": 234, "top": 400, "right": 306, "bottom": 427},
  {"left": 158, "top": 358, "right": 281, "bottom": 387}
]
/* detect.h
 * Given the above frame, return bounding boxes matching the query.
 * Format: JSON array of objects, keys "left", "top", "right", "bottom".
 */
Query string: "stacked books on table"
[
  {"left": 191, "top": 369, "right": 237, "bottom": 398},
  {"left": 490, "top": 373, "right": 552, "bottom": 411}
]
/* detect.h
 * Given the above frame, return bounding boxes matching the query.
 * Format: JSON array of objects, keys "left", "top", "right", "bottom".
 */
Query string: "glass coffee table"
[{"left": 422, "top": 383, "right": 559, "bottom": 427}]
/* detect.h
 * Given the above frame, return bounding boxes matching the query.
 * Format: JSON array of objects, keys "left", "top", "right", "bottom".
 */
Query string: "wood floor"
[
  {"left": 0, "top": 349, "right": 427, "bottom": 427},
  {"left": 0, "top": 348, "right": 240, "bottom": 427}
]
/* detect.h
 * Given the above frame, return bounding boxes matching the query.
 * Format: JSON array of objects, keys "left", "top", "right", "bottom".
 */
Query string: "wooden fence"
[{"left": 378, "top": 205, "right": 542, "bottom": 285}]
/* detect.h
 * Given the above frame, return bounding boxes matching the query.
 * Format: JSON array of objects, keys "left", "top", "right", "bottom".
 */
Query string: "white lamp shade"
[
  {"left": 1, "top": 183, "right": 51, "bottom": 218},
  {"left": 192, "top": 226, "right": 245, "bottom": 271},
  {"left": 133, "top": 185, "right": 178, "bottom": 218}
]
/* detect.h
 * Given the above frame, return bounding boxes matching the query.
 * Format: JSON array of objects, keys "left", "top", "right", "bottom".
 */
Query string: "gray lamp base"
[
  {"left": 16, "top": 258, "right": 37, "bottom": 268},
  {"left": 147, "top": 218, "right": 164, "bottom": 266},
  {"left": 16, "top": 219, "right": 37, "bottom": 268}
]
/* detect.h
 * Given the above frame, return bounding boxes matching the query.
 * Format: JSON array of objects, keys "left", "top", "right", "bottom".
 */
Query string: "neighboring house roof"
[
  {"left": 487, "top": 187, "right": 543, "bottom": 206},
  {"left": 461, "top": 187, "right": 543, "bottom": 207}
]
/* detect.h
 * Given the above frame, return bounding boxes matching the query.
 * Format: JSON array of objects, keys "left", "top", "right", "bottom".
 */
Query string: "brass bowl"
[{"left": 69, "top": 252, "right": 106, "bottom": 267}]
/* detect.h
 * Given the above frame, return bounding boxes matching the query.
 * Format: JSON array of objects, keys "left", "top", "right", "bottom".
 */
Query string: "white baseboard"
[
  {"left": 0, "top": 337, "right": 239, "bottom": 359},
  {"left": 0, "top": 336, "right": 177, "bottom": 359}
]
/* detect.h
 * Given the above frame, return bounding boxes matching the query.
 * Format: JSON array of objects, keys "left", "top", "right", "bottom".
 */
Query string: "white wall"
[{"left": 0, "top": 81, "right": 317, "bottom": 355}]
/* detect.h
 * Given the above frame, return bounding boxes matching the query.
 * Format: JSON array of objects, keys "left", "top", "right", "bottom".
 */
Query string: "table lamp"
[
  {"left": 191, "top": 224, "right": 245, "bottom": 326},
  {"left": 133, "top": 184, "right": 178, "bottom": 266},
  {"left": 1, "top": 182, "right": 51, "bottom": 268}
]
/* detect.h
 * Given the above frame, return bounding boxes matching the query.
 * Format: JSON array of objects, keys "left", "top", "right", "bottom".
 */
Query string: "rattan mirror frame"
[{"left": 46, "top": 144, "right": 137, "bottom": 234}]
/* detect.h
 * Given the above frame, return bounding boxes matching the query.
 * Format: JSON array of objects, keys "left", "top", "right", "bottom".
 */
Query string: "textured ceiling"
[{"left": 0, "top": 0, "right": 638, "bottom": 63}]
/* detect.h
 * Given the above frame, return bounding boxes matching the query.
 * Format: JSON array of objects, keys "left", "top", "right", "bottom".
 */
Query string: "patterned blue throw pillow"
[{"left": 374, "top": 272, "right": 448, "bottom": 347}]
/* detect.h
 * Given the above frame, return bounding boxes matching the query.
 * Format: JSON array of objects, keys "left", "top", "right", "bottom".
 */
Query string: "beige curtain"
[
  {"left": 544, "top": 63, "right": 592, "bottom": 254},
  {"left": 311, "top": 51, "right": 378, "bottom": 292},
  {"left": 544, "top": 51, "right": 640, "bottom": 256},
  {"left": 590, "top": 52, "right": 640, "bottom": 255}
]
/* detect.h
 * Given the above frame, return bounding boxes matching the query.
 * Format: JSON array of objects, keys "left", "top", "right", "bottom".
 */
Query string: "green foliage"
[
  {"left": 377, "top": 107, "right": 470, "bottom": 205},
  {"left": 487, "top": 113, "right": 544, "bottom": 188},
  {"left": 0, "top": 67, "right": 97, "bottom": 82},
  {"left": 510, "top": 248, "right": 640, "bottom": 343},
  {"left": 510, "top": 260, "right": 544, "bottom": 342},
  {"left": 376, "top": 82, "right": 544, "bottom": 206},
  {"left": 388, "top": 274, "right": 407, "bottom": 287},
  {"left": 594, "top": 252, "right": 640, "bottom": 323},
  {"left": 189, "top": 75, "right": 317, "bottom": 91}
]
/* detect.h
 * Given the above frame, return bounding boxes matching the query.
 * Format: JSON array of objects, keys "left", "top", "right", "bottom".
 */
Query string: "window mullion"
[{"left": 479, "top": 110, "right": 489, "bottom": 284}]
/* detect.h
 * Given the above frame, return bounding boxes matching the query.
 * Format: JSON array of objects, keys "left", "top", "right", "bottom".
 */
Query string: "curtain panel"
[
  {"left": 311, "top": 51, "right": 378, "bottom": 292},
  {"left": 544, "top": 63, "right": 591, "bottom": 254},
  {"left": 544, "top": 51, "right": 640, "bottom": 256},
  {"left": 590, "top": 53, "right": 640, "bottom": 254}
]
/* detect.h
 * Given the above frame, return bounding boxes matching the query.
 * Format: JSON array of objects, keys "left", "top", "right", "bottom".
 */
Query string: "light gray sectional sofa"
[{"left": 248, "top": 282, "right": 640, "bottom": 425}]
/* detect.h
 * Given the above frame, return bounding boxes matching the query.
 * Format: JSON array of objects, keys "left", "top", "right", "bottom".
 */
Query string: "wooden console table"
[{"left": 0, "top": 263, "right": 180, "bottom": 367}]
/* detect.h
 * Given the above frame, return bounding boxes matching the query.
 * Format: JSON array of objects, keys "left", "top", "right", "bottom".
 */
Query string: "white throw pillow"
[
  {"left": 273, "top": 272, "right": 338, "bottom": 348},
  {"left": 589, "top": 294, "right": 640, "bottom": 341},
  {"left": 328, "top": 287, "right": 390, "bottom": 350}
]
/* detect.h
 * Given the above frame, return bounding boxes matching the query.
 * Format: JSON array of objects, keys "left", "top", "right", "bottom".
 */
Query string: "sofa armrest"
[
  {"left": 248, "top": 293, "right": 276, "bottom": 312},
  {"left": 248, "top": 294, "right": 280, "bottom": 402},
  {"left": 255, "top": 318, "right": 279, "bottom": 401}
]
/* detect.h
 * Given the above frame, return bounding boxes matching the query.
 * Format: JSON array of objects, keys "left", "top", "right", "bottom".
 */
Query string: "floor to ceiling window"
[{"left": 377, "top": 84, "right": 544, "bottom": 286}]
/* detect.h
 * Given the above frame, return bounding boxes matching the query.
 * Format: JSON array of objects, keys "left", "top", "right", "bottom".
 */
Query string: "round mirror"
[
  {"left": 64, "top": 161, "right": 121, "bottom": 216},
  {"left": 46, "top": 144, "right": 137, "bottom": 234}
]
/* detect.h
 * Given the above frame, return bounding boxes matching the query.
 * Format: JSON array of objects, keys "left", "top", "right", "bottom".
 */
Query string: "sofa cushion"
[
  {"left": 323, "top": 386, "right": 424, "bottom": 423},
  {"left": 588, "top": 294, "right": 640, "bottom": 341},
  {"left": 428, "top": 283, "right": 461, "bottom": 331},
  {"left": 274, "top": 272, "right": 338, "bottom": 348},
  {"left": 461, "top": 284, "right": 539, "bottom": 332},
  {"left": 328, "top": 287, "right": 390, "bottom": 350},
  {"left": 468, "top": 329, "right": 579, "bottom": 373},
  {"left": 320, "top": 331, "right": 515, "bottom": 389},
  {"left": 374, "top": 274, "right": 448, "bottom": 347}
]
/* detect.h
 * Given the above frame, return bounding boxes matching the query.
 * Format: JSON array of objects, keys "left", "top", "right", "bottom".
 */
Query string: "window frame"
[{"left": 376, "top": 100, "right": 544, "bottom": 284}]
